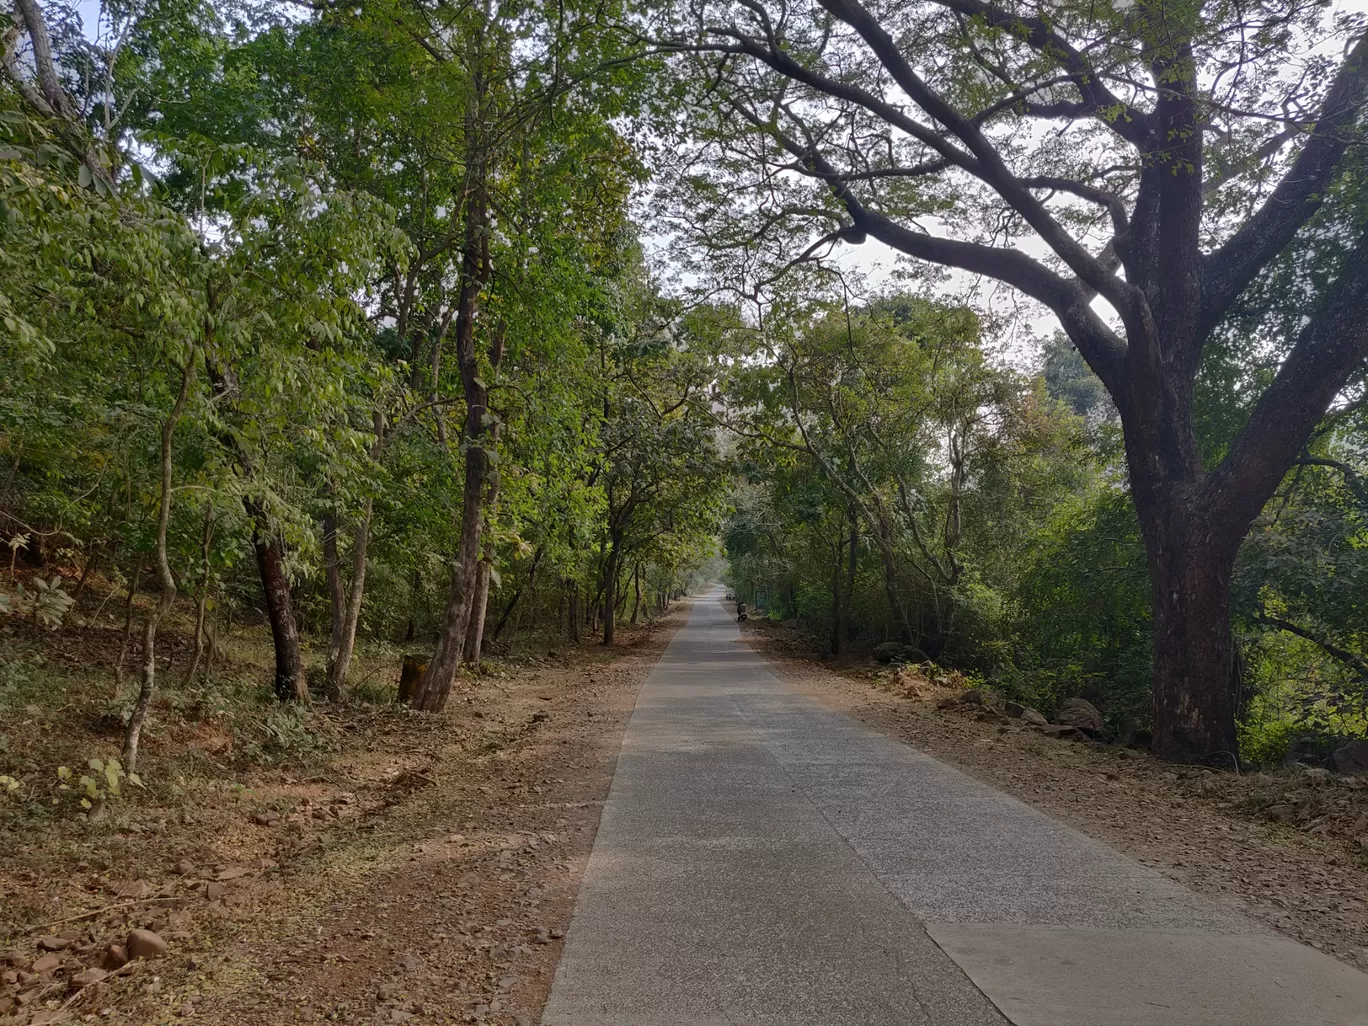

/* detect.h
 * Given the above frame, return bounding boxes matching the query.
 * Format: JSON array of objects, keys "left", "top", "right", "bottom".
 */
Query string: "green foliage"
[
  {"left": 1236, "top": 719, "right": 1293, "bottom": 768},
  {"left": 55, "top": 755, "right": 142, "bottom": 811}
]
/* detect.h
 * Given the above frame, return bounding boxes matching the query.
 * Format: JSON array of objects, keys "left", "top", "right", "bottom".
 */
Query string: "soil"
[
  {"left": 743, "top": 614, "right": 1368, "bottom": 973},
  {"left": 0, "top": 607, "right": 683, "bottom": 1026}
]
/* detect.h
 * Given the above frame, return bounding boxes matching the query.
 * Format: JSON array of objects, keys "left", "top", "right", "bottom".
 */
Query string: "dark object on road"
[
  {"left": 736, "top": 601, "right": 748, "bottom": 622},
  {"left": 398, "top": 655, "right": 427, "bottom": 703}
]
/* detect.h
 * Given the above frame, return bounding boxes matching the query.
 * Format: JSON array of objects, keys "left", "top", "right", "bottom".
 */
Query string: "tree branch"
[
  {"left": 925, "top": 0, "right": 1155, "bottom": 148},
  {"left": 1202, "top": 32, "right": 1368, "bottom": 335},
  {"left": 1205, "top": 228, "right": 1368, "bottom": 536},
  {"left": 1255, "top": 613, "right": 1368, "bottom": 682}
]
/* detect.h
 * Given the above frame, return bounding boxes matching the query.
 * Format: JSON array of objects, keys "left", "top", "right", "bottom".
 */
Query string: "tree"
[{"left": 650, "top": 0, "right": 1368, "bottom": 761}]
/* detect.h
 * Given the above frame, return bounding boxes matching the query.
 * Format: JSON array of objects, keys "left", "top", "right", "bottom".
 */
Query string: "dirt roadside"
[
  {"left": 741, "top": 613, "right": 1368, "bottom": 973},
  {"left": 1, "top": 607, "right": 683, "bottom": 1026}
]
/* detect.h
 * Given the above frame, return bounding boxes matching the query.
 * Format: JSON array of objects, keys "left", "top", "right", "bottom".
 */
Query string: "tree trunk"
[
  {"left": 405, "top": 567, "right": 420, "bottom": 643},
  {"left": 335, "top": 507, "right": 370, "bottom": 687},
  {"left": 408, "top": 146, "right": 496, "bottom": 712},
  {"left": 830, "top": 537, "right": 843, "bottom": 656},
  {"left": 113, "top": 557, "right": 143, "bottom": 697},
  {"left": 123, "top": 361, "right": 194, "bottom": 773},
  {"left": 326, "top": 502, "right": 371, "bottom": 697},
  {"left": 463, "top": 446, "right": 501, "bottom": 664},
  {"left": 566, "top": 581, "right": 580, "bottom": 642},
  {"left": 1140, "top": 502, "right": 1241, "bottom": 764},
  {"left": 843, "top": 514, "right": 858, "bottom": 642},
  {"left": 875, "top": 534, "right": 912, "bottom": 644},
  {"left": 492, "top": 545, "right": 542, "bottom": 643},
  {"left": 630, "top": 563, "right": 641, "bottom": 624},
  {"left": 180, "top": 506, "right": 215, "bottom": 690},
  {"left": 247, "top": 499, "right": 306, "bottom": 702},
  {"left": 323, "top": 512, "right": 346, "bottom": 699},
  {"left": 410, "top": 433, "right": 487, "bottom": 710},
  {"left": 601, "top": 531, "right": 622, "bottom": 647}
]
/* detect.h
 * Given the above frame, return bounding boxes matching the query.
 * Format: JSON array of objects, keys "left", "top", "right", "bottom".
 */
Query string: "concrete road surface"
[{"left": 541, "top": 589, "right": 1368, "bottom": 1025}]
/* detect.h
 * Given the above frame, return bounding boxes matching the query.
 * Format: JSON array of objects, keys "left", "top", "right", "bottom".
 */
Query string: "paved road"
[{"left": 541, "top": 591, "right": 1368, "bottom": 1025}]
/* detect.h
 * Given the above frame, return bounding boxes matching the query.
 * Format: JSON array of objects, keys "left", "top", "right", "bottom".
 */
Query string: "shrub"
[{"left": 1237, "top": 717, "right": 1293, "bottom": 767}]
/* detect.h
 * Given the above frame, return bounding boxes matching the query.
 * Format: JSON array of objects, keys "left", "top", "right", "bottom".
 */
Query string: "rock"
[
  {"left": 1021, "top": 708, "right": 1049, "bottom": 727},
  {"left": 37, "top": 937, "right": 71, "bottom": 952},
  {"left": 1056, "top": 696, "right": 1104, "bottom": 734},
  {"left": 251, "top": 811, "right": 280, "bottom": 826},
  {"left": 781, "top": 618, "right": 799, "bottom": 628},
  {"left": 1040, "top": 724, "right": 1084, "bottom": 740},
  {"left": 549, "top": 928, "right": 565, "bottom": 940},
  {"left": 2, "top": 951, "right": 29, "bottom": 969},
  {"left": 103, "top": 945, "right": 128, "bottom": 969},
  {"left": 72, "top": 968, "right": 105, "bottom": 988},
  {"left": 205, "top": 882, "right": 227, "bottom": 900},
  {"left": 216, "top": 867, "right": 251, "bottom": 881},
  {"left": 1303, "top": 767, "right": 1332, "bottom": 783},
  {"left": 1004, "top": 700, "right": 1025, "bottom": 718},
  {"left": 1267, "top": 803, "right": 1297, "bottom": 823},
  {"left": 938, "top": 688, "right": 986, "bottom": 711},
  {"left": 1332, "top": 739, "right": 1368, "bottom": 775},
  {"left": 873, "top": 641, "right": 904, "bottom": 664},
  {"left": 31, "top": 954, "right": 62, "bottom": 974},
  {"left": 125, "top": 929, "right": 167, "bottom": 961}
]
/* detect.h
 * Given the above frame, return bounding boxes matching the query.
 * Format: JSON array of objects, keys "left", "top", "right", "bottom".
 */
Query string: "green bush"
[{"left": 1237, "top": 717, "right": 1292, "bottom": 767}]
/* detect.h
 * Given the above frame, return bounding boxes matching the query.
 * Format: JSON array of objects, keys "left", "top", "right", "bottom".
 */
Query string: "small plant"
[
  {"left": 6, "top": 532, "right": 28, "bottom": 579},
  {"left": 57, "top": 756, "right": 143, "bottom": 810},
  {"left": 2, "top": 576, "right": 76, "bottom": 629},
  {"left": 28, "top": 575, "right": 75, "bottom": 628},
  {"left": 0, "top": 774, "right": 22, "bottom": 796}
]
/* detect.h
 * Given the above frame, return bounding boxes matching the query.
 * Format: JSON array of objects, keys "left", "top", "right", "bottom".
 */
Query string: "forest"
[
  {"left": 2, "top": 0, "right": 1368, "bottom": 821},
  {"left": 5, "top": 0, "right": 1368, "bottom": 1020}
]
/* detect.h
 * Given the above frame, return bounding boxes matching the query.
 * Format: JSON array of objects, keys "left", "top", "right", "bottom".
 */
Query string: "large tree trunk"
[
  {"left": 247, "top": 499, "right": 305, "bottom": 702},
  {"left": 1135, "top": 492, "right": 1241, "bottom": 763},
  {"left": 407, "top": 143, "right": 497, "bottom": 712},
  {"left": 630, "top": 563, "right": 641, "bottom": 625}
]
